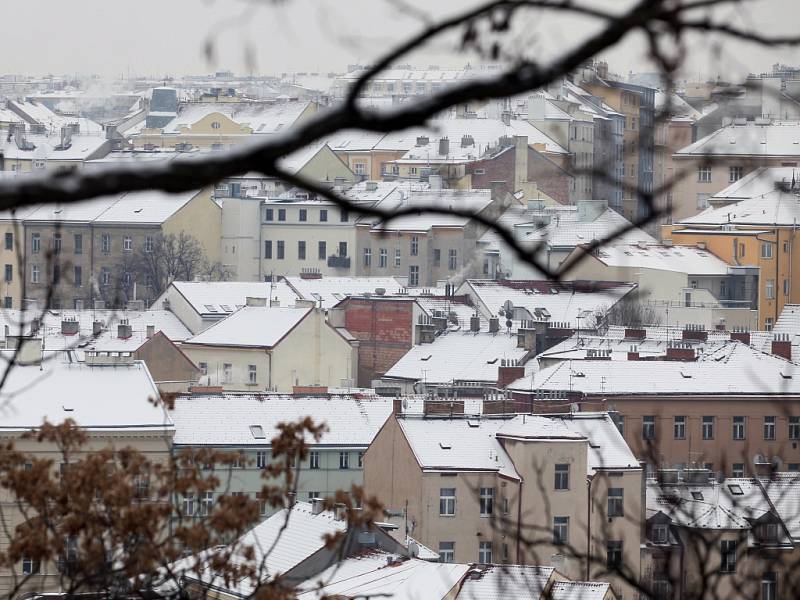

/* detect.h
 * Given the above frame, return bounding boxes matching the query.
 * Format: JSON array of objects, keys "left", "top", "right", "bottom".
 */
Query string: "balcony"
[{"left": 327, "top": 255, "right": 350, "bottom": 269}]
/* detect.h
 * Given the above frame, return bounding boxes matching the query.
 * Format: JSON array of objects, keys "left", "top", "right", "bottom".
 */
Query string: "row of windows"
[
  {"left": 638, "top": 415, "right": 798, "bottom": 441},
  {"left": 438, "top": 484, "right": 625, "bottom": 518},
  {"left": 187, "top": 446, "right": 365, "bottom": 471},
  {"left": 29, "top": 233, "right": 154, "bottom": 255},
  {"left": 438, "top": 540, "right": 503, "bottom": 564},
  {"left": 29, "top": 264, "right": 151, "bottom": 290},
  {"left": 264, "top": 240, "right": 348, "bottom": 260},
  {"left": 265, "top": 207, "right": 348, "bottom": 223},
  {"left": 697, "top": 165, "right": 744, "bottom": 183}
]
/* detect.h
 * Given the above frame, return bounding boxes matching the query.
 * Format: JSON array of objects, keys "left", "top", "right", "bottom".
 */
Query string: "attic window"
[
  {"left": 728, "top": 484, "right": 744, "bottom": 495},
  {"left": 781, "top": 369, "right": 793, "bottom": 379},
  {"left": 54, "top": 209, "right": 63, "bottom": 214},
  {"left": 250, "top": 425, "right": 266, "bottom": 439},
  {"left": 134, "top": 208, "right": 143, "bottom": 213},
  {"left": 467, "top": 420, "right": 480, "bottom": 428},
  {"left": 680, "top": 371, "right": 692, "bottom": 379},
  {"left": 204, "top": 304, "right": 219, "bottom": 313},
  {"left": 420, "top": 354, "right": 432, "bottom": 361},
  {"left": 220, "top": 304, "right": 233, "bottom": 312},
  {"left": 439, "top": 442, "right": 452, "bottom": 450},
  {"left": 691, "top": 491, "right": 704, "bottom": 501},
  {"left": 62, "top": 405, "right": 74, "bottom": 412},
  {"left": 486, "top": 358, "right": 498, "bottom": 364}
]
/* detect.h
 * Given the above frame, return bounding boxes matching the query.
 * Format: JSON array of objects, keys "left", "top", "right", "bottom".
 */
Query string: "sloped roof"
[
  {"left": 591, "top": 244, "right": 730, "bottom": 275},
  {"left": 165, "top": 281, "right": 300, "bottom": 316},
  {"left": 367, "top": 189, "right": 493, "bottom": 232},
  {"left": 284, "top": 276, "right": 410, "bottom": 309},
  {"left": 676, "top": 121, "right": 800, "bottom": 157},
  {"left": 162, "top": 100, "right": 312, "bottom": 134},
  {"left": 184, "top": 306, "right": 311, "bottom": 348},
  {"left": 550, "top": 581, "right": 612, "bottom": 600},
  {"left": 679, "top": 187, "right": 800, "bottom": 227},
  {"left": 458, "top": 565, "right": 554, "bottom": 600},
  {"left": 170, "top": 393, "right": 392, "bottom": 446},
  {"left": 761, "top": 473, "right": 800, "bottom": 539},
  {"left": 524, "top": 208, "right": 657, "bottom": 248}
]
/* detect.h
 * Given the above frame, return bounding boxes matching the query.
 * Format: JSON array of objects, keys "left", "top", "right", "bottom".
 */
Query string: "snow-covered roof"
[
  {"left": 459, "top": 280, "right": 637, "bottom": 329},
  {"left": 512, "top": 342, "right": 800, "bottom": 395},
  {"left": 323, "top": 128, "right": 387, "bottom": 151},
  {"left": 654, "top": 91, "right": 702, "bottom": 120},
  {"left": 590, "top": 243, "right": 731, "bottom": 275},
  {"left": 171, "top": 393, "right": 391, "bottom": 447},
  {"left": 384, "top": 329, "right": 527, "bottom": 385},
  {"left": 162, "top": 100, "right": 312, "bottom": 135},
  {"left": 679, "top": 188, "right": 800, "bottom": 227},
  {"left": 366, "top": 188, "right": 493, "bottom": 232},
  {"left": 163, "top": 281, "right": 300, "bottom": 316},
  {"left": 457, "top": 565, "right": 554, "bottom": 600},
  {"left": 0, "top": 132, "right": 108, "bottom": 162},
  {"left": 184, "top": 306, "right": 311, "bottom": 348},
  {"left": 550, "top": 581, "right": 612, "bottom": 600},
  {"left": 297, "top": 552, "right": 468, "bottom": 600},
  {"left": 284, "top": 276, "right": 411, "bottom": 309},
  {"left": 761, "top": 473, "right": 800, "bottom": 539},
  {"left": 523, "top": 207, "right": 657, "bottom": 249},
  {"left": 0, "top": 359, "right": 170, "bottom": 433},
  {"left": 676, "top": 121, "right": 800, "bottom": 157}
]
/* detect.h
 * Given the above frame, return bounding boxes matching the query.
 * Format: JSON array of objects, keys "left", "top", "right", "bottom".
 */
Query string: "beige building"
[
  {"left": 180, "top": 303, "right": 358, "bottom": 392},
  {"left": 0, "top": 356, "right": 173, "bottom": 597},
  {"left": 2, "top": 188, "right": 220, "bottom": 310},
  {"left": 364, "top": 410, "right": 643, "bottom": 599}
]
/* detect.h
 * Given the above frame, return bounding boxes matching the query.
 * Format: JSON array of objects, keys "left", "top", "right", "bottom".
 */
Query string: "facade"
[
  {"left": 180, "top": 304, "right": 358, "bottom": 392},
  {"left": 364, "top": 411, "right": 642, "bottom": 599}
]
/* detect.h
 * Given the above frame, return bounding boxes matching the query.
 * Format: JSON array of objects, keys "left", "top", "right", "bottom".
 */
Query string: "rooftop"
[
  {"left": 589, "top": 243, "right": 731, "bottom": 275},
  {"left": 676, "top": 120, "right": 800, "bottom": 157},
  {"left": 160, "top": 280, "right": 300, "bottom": 316},
  {"left": 161, "top": 100, "right": 313, "bottom": 135},
  {"left": 284, "top": 276, "right": 413, "bottom": 309},
  {"left": 184, "top": 306, "right": 311, "bottom": 348}
]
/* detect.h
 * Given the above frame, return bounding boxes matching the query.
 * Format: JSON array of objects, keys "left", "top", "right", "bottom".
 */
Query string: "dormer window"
[
  {"left": 651, "top": 523, "right": 669, "bottom": 544},
  {"left": 756, "top": 522, "right": 779, "bottom": 544}
]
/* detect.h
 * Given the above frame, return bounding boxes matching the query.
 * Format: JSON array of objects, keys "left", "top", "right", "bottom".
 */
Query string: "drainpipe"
[
  {"left": 516, "top": 478, "right": 523, "bottom": 563},
  {"left": 586, "top": 473, "right": 594, "bottom": 581},
  {"left": 267, "top": 349, "right": 272, "bottom": 391},
  {"left": 258, "top": 201, "right": 264, "bottom": 282}
]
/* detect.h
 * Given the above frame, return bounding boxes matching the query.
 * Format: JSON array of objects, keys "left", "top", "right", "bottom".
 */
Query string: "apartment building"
[
  {"left": 508, "top": 341, "right": 800, "bottom": 477},
  {"left": 364, "top": 411, "right": 642, "bottom": 599},
  {"left": 169, "top": 393, "right": 392, "bottom": 516},
  {"left": 671, "top": 120, "right": 800, "bottom": 222},
  {"left": 0, "top": 357, "right": 173, "bottom": 597},
  {"left": 664, "top": 167, "right": 800, "bottom": 329},
  {"left": 180, "top": 303, "right": 358, "bottom": 392}
]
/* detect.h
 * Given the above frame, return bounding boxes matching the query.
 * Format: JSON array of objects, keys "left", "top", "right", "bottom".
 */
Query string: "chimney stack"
[
  {"left": 497, "top": 358, "right": 525, "bottom": 388},
  {"left": 146, "top": 325, "right": 155, "bottom": 339},
  {"left": 117, "top": 321, "right": 132, "bottom": 340},
  {"left": 311, "top": 497, "right": 325, "bottom": 515},
  {"left": 61, "top": 318, "right": 79, "bottom": 336},
  {"left": 438, "top": 137, "right": 449, "bottom": 156},
  {"left": 92, "top": 320, "right": 103, "bottom": 336},
  {"left": 772, "top": 333, "right": 792, "bottom": 361}
]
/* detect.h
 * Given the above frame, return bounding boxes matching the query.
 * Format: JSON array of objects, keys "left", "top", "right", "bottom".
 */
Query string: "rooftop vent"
[{"left": 415, "top": 135, "right": 429, "bottom": 147}]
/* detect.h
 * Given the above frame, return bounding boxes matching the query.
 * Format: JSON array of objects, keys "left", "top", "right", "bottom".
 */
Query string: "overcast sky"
[{"left": 4, "top": 0, "right": 800, "bottom": 81}]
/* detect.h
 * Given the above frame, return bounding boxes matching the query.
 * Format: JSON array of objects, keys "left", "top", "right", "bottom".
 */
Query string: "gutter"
[{"left": 586, "top": 473, "right": 594, "bottom": 580}]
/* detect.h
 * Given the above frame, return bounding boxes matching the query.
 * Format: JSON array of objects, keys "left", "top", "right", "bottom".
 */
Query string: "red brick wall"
[{"left": 342, "top": 298, "right": 415, "bottom": 386}]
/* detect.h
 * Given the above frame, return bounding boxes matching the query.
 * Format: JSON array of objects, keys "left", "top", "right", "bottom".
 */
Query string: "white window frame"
[
  {"left": 248, "top": 364, "right": 257, "bottom": 384},
  {"left": 123, "top": 236, "right": 133, "bottom": 252},
  {"left": 479, "top": 487, "right": 494, "bottom": 517},
  {"left": 439, "top": 488, "right": 456, "bottom": 516},
  {"left": 478, "top": 541, "right": 492, "bottom": 564},
  {"left": 30, "top": 264, "right": 40, "bottom": 284},
  {"left": 698, "top": 166, "right": 712, "bottom": 182},
  {"left": 222, "top": 363, "right": 233, "bottom": 384}
]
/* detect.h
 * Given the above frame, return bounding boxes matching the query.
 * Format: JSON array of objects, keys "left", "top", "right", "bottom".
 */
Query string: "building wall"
[
  {"left": 162, "top": 187, "right": 222, "bottom": 264},
  {"left": 134, "top": 332, "right": 200, "bottom": 391},
  {"left": 220, "top": 196, "right": 263, "bottom": 281},
  {"left": 0, "top": 221, "right": 24, "bottom": 309}
]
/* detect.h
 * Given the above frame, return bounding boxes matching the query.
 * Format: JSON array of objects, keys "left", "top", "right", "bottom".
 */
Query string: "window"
[
  {"left": 256, "top": 451, "right": 268, "bottom": 469},
  {"left": 182, "top": 494, "right": 195, "bottom": 516},
  {"left": 3, "top": 297, "right": 11, "bottom": 309},
  {"left": 295, "top": 208, "right": 308, "bottom": 223},
  {"left": 438, "top": 542, "right": 455, "bottom": 563},
  {"left": 790, "top": 417, "right": 800, "bottom": 439},
  {"left": 298, "top": 241, "right": 306, "bottom": 260},
  {"left": 3, "top": 264, "right": 10, "bottom": 283},
  {"left": 766, "top": 317, "right": 774, "bottom": 331},
  {"left": 696, "top": 193, "right": 710, "bottom": 209},
  {"left": 31, "top": 233, "right": 40, "bottom": 253},
  {"left": 733, "top": 416, "right": 746, "bottom": 440},
  {"left": 211, "top": 121, "right": 221, "bottom": 129},
  {"left": 123, "top": 236, "right": 133, "bottom": 252},
  {"left": 265, "top": 208, "right": 274, "bottom": 221},
  {"left": 761, "top": 243, "right": 773, "bottom": 259},
  {"left": 553, "top": 516, "right": 569, "bottom": 544},
  {"left": 478, "top": 541, "right": 492, "bottom": 564},
  {"left": 674, "top": 416, "right": 686, "bottom": 439},
  {"left": 51, "top": 232, "right": 62, "bottom": 255},
  {"left": 353, "top": 162, "right": 366, "bottom": 175},
  {"left": 643, "top": 416, "right": 656, "bottom": 440},
  {"left": 200, "top": 491, "right": 214, "bottom": 516},
  {"left": 340, "top": 210, "right": 349, "bottom": 223},
  {"left": 144, "top": 236, "right": 153, "bottom": 253},
  {"left": 611, "top": 413, "right": 624, "bottom": 435},
  {"left": 363, "top": 247, "right": 372, "bottom": 267},
  {"left": 608, "top": 488, "right": 624, "bottom": 517},
  {"left": 479, "top": 487, "right": 494, "bottom": 516},
  {"left": 433, "top": 248, "right": 441, "bottom": 267},
  {"left": 785, "top": 279, "right": 790, "bottom": 296},
  {"left": 357, "top": 451, "right": 364, "bottom": 468},
  {"left": 698, "top": 166, "right": 712, "bottom": 182},
  {"left": 99, "top": 234, "right": 111, "bottom": 253},
  {"left": 762, "top": 572, "right": 778, "bottom": 600},
  {"left": 395, "top": 248, "right": 401, "bottom": 267},
  {"left": 277, "top": 241, "right": 285, "bottom": 259},
  {"left": 651, "top": 523, "right": 669, "bottom": 544},
  {"left": 73, "top": 265, "right": 82, "bottom": 287},
  {"left": 99, "top": 266, "right": 110, "bottom": 286},
  {"left": 732, "top": 463, "right": 745, "bottom": 477},
  {"left": 764, "top": 416, "right": 776, "bottom": 440},
  {"left": 702, "top": 416, "right": 714, "bottom": 440},
  {"left": 248, "top": 365, "right": 257, "bottom": 384},
  {"left": 379, "top": 248, "right": 387, "bottom": 268},
  {"left": 199, "top": 362, "right": 208, "bottom": 376},
  {"left": 309, "top": 451, "right": 320, "bottom": 469},
  {"left": 222, "top": 363, "right": 232, "bottom": 384},
  {"left": 277, "top": 208, "right": 286, "bottom": 222},
  {"left": 606, "top": 541, "right": 623, "bottom": 568},
  {"left": 730, "top": 166, "right": 743, "bottom": 182},
  {"left": 554, "top": 464, "right": 569, "bottom": 490},
  {"left": 409, "top": 265, "right": 419, "bottom": 287},
  {"left": 338, "top": 241, "right": 347, "bottom": 257},
  {"left": 3, "top": 232, "right": 11, "bottom": 250},
  {"left": 448, "top": 249, "right": 457, "bottom": 270},
  {"left": 31, "top": 264, "right": 40, "bottom": 284},
  {"left": 410, "top": 235, "right": 419, "bottom": 256},
  {"left": 317, "top": 241, "right": 326, "bottom": 260},
  {"left": 439, "top": 488, "right": 456, "bottom": 516},
  {"left": 320, "top": 209, "right": 328, "bottom": 222},
  {"left": 720, "top": 540, "right": 737, "bottom": 573},
  {"left": 21, "top": 557, "right": 40, "bottom": 575},
  {"left": 339, "top": 452, "right": 349, "bottom": 469},
  {"left": 263, "top": 239, "right": 274, "bottom": 259}
]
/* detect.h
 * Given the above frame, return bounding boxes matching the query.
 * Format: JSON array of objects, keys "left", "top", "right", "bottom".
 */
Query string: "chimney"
[
  {"left": 415, "top": 135, "right": 429, "bottom": 147},
  {"left": 392, "top": 398, "right": 404, "bottom": 414},
  {"left": 488, "top": 316, "right": 500, "bottom": 333},
  {"left": 772, "top": 333, "right": 792, "bottom": 361},
  {"left": 30, "top": 318, "right": 40, "bottom": 335},
  {"left": 682, "top": 324, "right": 708, "bottom": 342},
  {"left": 729, "top": 329, "right": 751, "bottom": 345},
  {"left": 117, "top": 321, "right": 132, "bottom": 339},
  {"left": 625, "top": 328, "right": 646, "bottom": 340},
  {"left": 286, "top": 491, "right": 297, "bottom": 507},
  {"left": 501, "top": 110, "right": 511, "bottom": 126},
  {"left": 61, "top": 318, "right": 79, "bottom": 336},
  {"left": 333, "top": 503, "right": 347, "bottom": 522},
  {"left": 438, "top": 137, "right": 449, "bottom": 156},
  {"left": 665, "top": 343, "right": 696, "bottom": 361},
  {"left": 470, "top": 315, "right": 481, "bottom": 332},
  {"left": 497, "top": 358, "right": 525, "bottom": 388},
  {"left": 527, "top": 93, "right": 546, "bottom": 121},
  {"left": 517, "top": 321, "right": 537, "bottom": 351},
  {"left": 311, "top": 497, "right": 325, "bottom": 515},
  {"left": 146, "top": 325, "right": 155, "bottom": 339},
  {"left": 246, "top": 296, "right": 267, "bottom": 307}
]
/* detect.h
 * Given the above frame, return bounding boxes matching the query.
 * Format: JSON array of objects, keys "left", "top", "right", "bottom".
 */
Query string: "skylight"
[
  {"left": 728, "top": 484, "right": 744, "bottom": 495},
  {"left": 439, "top": 442, "right": 452, "bottom": 449},
  {"left": 691, "top": 491, "right": 704, "bottom": 501},
  {"left": 204, "top": 304, "right": 219, "bottom": 313},
  {"left": 249, "top": 425, "right": 266, "bottom": 439}
]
